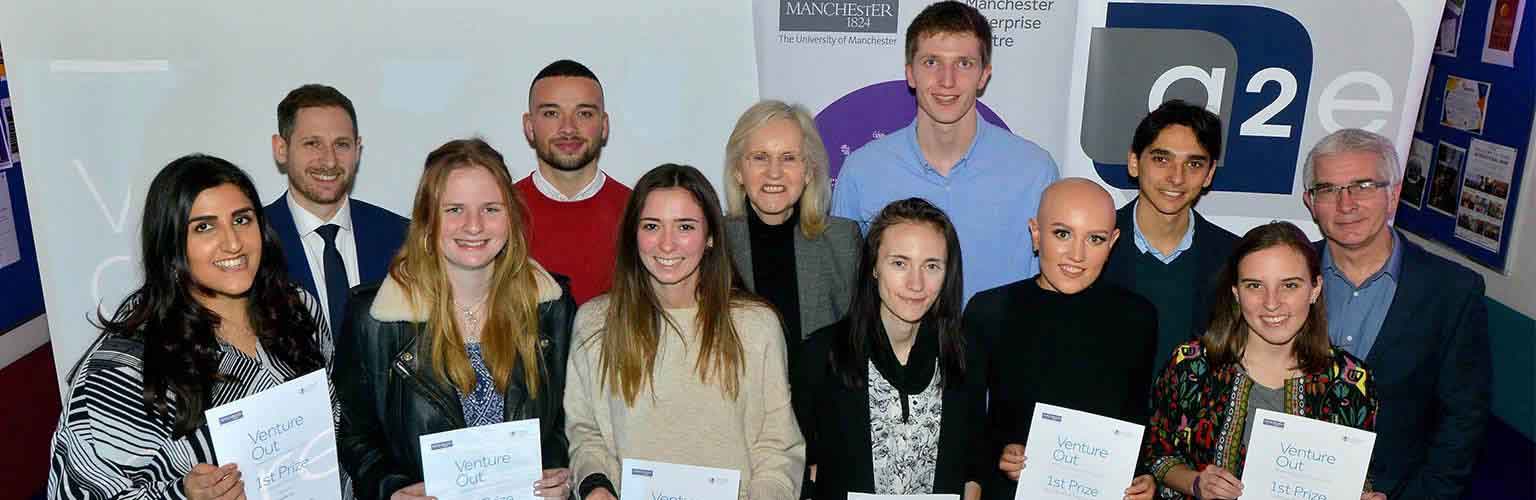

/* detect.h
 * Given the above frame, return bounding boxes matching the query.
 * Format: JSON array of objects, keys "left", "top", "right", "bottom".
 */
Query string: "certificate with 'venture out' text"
[
  {"left": 1240, "top": 409, "right": 1376, "bottom": 500},
  {"left": 621, "top": 458, "right": 740, "bottom": 500},
  {"left": 420, "top": 418, "right": 543, "bottom": 500},
  {"left": 848, "top": 493, "right": 959, "bottom": 500},
  {"left": 205, "top": 369, "right": 342, "bottom": 500},
  {"left": 1014, "top": 403, "right": 1145, "bottom": 500}
]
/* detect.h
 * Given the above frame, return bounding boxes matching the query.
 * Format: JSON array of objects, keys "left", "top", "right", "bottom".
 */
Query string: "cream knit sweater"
[{"left": 565, "top": 295, "right": 806, "bottom": 500}]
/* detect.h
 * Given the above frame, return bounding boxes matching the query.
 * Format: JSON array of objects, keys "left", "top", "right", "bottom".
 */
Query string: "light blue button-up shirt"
[
  {"left": 831, "top": 114, "right": 1059, "bottom": 303},
  {"left": 1322, "top": 230, "right": 1404, "bottom": 358},
  {"left": 1131, "top": 203, "right": 1196, "bottom": 264}
]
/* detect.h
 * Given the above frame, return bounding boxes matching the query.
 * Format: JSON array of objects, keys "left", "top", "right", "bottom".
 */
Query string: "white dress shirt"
[
  {"left": 530, "top": 168, "right": 607, "bottom": 202},
  {"left": 286, "top": 193, "right": 361, "bottom": 327}
]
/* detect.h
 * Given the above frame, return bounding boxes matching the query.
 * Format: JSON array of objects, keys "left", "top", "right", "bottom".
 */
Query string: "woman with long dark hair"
[
  {"left": 48, "top": 154, "right": 331, "bottom": 499},
  {"left": 564, "top": 164, "right": 804, "bottom": 500},
  {"left": 790, "top": 198, "right": 985, "bottom": 499},
  {"left": 334, "top": 138, "right": 576, "bottom": 500},
  {"left": 1142, "top": 222, "right": 1382, "bottom": 500}
]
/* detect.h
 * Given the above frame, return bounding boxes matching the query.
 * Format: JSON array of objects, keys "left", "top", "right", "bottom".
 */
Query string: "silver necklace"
[{"left": 455, "top": 296, "right": 488, "bottom": 337}]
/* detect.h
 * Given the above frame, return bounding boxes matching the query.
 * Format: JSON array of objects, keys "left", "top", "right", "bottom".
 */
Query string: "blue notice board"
[
  {"left": 0, "top": 73, "right": 48, "bottom": 334},
  {"left": 1397, "top": 0, "right": 1535, "bottom": 272}
]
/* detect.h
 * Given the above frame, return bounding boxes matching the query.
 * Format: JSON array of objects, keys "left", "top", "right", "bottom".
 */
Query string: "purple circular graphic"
[{"left": 815, "top": 80, "right": 1010, "bottom": 180}]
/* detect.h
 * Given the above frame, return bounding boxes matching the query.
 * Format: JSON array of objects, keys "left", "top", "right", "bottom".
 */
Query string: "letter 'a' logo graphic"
[{"left": 1082, "top": 3, "right": 1314, "bottom": 194}]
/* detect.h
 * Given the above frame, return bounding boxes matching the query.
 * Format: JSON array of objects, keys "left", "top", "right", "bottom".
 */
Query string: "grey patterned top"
[
  {"left": 459, "top": 342, "right": 505, "bottom": 427},
  {"left": 868, "top": 360, "right": 943, "bottom": 495}
]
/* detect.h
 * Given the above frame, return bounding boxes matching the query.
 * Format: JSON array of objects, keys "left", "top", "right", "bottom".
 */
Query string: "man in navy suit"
[
  {"left": 265, "top": 84, "right": 408, "bottom": 338},
  {"left": 1302, "top": 128, "right": 1489, "bottom": 499}
]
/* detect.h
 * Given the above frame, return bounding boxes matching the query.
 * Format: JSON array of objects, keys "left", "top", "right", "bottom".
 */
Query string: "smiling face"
[
  {"left": 1030, "top": 180, "right": 1120, "bottom": 294},
  {"left": 1304, "top": 151, "right": 1402, "bottom": 253},
  {"left": 874, "top": 221, "right": 948, "bottom": 329},
  {"left": 1234, "top": 245, "right": 1322, "bottom": 347},
  {"left": 636, "top": 187, "right": 713, "bottom": 307},
  {"left": 272, "top": 106, "right": 359, "bottom": 216},
  {"left": 524, "top": 76, "right": 608, "bottom": 173},
  {"left": 733, "top": 118, "right": 808, "bottom": 225},
  {"left": 185, "top": 183, "right": 262, "bottom": 304},
  {"left": 905, "top": 32, "right": 992, "bottom": 127},
  {"left": 1128, "top": 124, "right": 1216, "bottom": 216},
  {"left": 435, "top": 166, "right": 510, "bottom": 274}
]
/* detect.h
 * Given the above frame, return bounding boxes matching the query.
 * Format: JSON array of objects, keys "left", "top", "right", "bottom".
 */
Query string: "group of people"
[{"left": 46, "top": 2, "right": 1489, "bottom": 500}]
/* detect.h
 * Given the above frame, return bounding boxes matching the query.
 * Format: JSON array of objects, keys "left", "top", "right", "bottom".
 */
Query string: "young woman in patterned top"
[
  {"left": 790, "top": 198, "right": 986, "bottom": 500},
  {"left": 48, "top": 155, "right": 332, "bottom": 500},
  {"left": 1142, "top": 222, "right": 1383, "bottom": 500}
]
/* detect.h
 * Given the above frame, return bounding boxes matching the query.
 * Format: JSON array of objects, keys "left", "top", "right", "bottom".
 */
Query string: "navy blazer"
[
  {"left": 264, "top": 193, "right": 409, "bottom": 310},
  {"left": 1101, "top": 200, "right": 1236, "bottom": 348},
  {"left": 1322, "top": 233, "right": 1490, "bottom": 499}
]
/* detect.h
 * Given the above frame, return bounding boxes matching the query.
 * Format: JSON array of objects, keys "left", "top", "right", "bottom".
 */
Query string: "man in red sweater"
[{"left": 517, "top": 59, "right": 631, "bottom": 304}]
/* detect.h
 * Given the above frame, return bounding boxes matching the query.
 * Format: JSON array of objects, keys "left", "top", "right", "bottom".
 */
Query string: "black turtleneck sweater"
[
  {"left": 962, "top": 277, "right": 1158, "bottom": 500},
  {"left": 748, "top": 208, "right": 803, "bottom": 346}
]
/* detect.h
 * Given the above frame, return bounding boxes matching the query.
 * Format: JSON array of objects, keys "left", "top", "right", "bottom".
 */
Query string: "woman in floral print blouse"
[{"left": 1141, "top": 222, "right": 1383, "bottom": 500}]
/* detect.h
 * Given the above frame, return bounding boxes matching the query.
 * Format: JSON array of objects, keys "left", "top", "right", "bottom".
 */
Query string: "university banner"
[
  {"left": 754, "top": 0, "right": 1447, "bottom": 229},
  {"left": 753, "top": 0, "right": 1080, "bottom": 185}
]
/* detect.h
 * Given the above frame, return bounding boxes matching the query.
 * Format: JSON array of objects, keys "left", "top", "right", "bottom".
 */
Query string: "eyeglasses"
[{"left": 1307, "top": 180, "right": 1391, "bottom": 203}]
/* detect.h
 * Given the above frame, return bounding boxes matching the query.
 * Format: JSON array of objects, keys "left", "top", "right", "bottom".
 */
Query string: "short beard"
[{"left": 536, "top": 141, "right": 602, "bottom": 172}]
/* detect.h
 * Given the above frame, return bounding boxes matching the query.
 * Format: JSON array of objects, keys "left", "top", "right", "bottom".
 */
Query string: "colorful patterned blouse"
[{"left": 1141, "top": 340, "right": 1379, "bottom": 499}]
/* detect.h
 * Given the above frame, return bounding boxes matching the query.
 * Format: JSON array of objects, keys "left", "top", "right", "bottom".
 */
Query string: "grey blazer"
[{"left": 724, "top": 215, "right": 862, "bottom": 341}]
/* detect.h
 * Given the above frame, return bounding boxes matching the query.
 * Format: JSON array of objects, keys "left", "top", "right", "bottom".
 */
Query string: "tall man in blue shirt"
[
  {"left": 831, "top": 0, "right": 1058, "bottom": 302},
  {"left": 265, "top": 84, "right": 408, "bottom": 338},
  {"left": 1302, "top": 128, "right": 1489, "bottom": 499},
  {"left": 1101, "top": 100, "right": 1238, "bottom": 378}
]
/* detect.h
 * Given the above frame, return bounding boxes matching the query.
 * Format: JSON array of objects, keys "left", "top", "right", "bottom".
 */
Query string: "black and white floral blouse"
[{"left": 867, "top": 360, "right": 944, "bottom": 495}]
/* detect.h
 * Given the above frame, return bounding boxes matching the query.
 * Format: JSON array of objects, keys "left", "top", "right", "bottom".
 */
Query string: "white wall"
[{"left": 0, "top": 0, "right": 760, "bottom": 387}]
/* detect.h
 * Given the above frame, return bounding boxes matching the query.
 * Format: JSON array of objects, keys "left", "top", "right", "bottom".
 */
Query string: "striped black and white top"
[{"left": 47, "top": 296, "right": 344, "bottom": 499}]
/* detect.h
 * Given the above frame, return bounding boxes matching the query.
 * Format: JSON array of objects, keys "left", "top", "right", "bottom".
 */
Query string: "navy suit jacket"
[
  {"left": 264, "top": 193, "right": 409, "bottom": 313},
  {"left": 1321, "top": 233, "right": 1490, "bottom": 499}
]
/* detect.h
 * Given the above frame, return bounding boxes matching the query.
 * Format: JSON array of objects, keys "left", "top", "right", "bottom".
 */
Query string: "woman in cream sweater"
[{"left": 564, "top": 163, "right": 805, "bottom": 500}]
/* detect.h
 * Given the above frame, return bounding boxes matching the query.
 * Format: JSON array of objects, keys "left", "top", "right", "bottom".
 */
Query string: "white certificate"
[
  {"left": 620, "top": 458, "right": 740, "bottom": 500},
  {"left": 849, "top": 494, "right": 959, "bottom": 500},
  {"left": 1014, "top": 403, "right": 1145, "bottom": 500},
  {"left": 205, "top": 369, "right": 342, "bottom": 500},
  {"left": 1240, "top": 409, "right": 1377, "bottom": 500},
  {"left": 420, "top": 418, "right": 543, "bottom": 500}
]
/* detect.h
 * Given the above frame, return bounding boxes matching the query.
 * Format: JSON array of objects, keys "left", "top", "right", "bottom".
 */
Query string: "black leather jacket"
[{"left": 334, "top": 271, "right": 576, "bottom": 500}]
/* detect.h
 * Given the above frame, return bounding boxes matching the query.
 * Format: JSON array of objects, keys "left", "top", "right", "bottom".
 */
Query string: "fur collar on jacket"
[{"left": 369, "top": 260, "right": 562, "bottom": 322}]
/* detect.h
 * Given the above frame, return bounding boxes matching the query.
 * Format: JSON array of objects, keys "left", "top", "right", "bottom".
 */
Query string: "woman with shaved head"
[{"left": 964, "top": 178, "right": 1158, "bottom": 500}]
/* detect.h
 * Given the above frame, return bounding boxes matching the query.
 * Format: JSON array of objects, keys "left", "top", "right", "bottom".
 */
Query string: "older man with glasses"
[{"left": 1301, "top": 128, "right": 1490, "bottom": 500}]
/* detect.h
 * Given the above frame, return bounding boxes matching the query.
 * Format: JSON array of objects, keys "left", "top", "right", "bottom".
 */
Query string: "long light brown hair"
[
  {"left": 390, "top": 138, "right": 544, "bottom": 395},
  {"left": 597, "top": 163, "right": 757, "bottom": 405},
  {"left": 1201, "top": 221, "right": 1332, "bottom": 374}
]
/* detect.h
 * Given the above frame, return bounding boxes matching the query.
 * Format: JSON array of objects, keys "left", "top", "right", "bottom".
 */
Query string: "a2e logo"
[{"left": 1082, "top": 2, "right": 1412, "bottom": 195}]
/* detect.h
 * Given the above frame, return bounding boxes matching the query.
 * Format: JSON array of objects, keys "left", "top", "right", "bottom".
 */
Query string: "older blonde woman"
[{"left": 722, "top": 100, "right": 861, "bottom": 351}]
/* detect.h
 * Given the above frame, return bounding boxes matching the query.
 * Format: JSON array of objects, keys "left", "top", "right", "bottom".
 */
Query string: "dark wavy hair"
[
  {"left": 1131, "top": 99, "right": 1224, "bottom": 165},
  {"left": 96, "top": 154, "right": 325, "bottom": 438},
  {"left": 1201, "top": 221, "right": 1331, "bottom": 374},
  {"left": 830, "top": 198, "right": 966, "bottom": 388}
]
